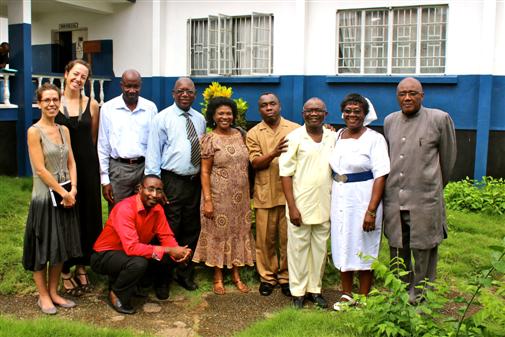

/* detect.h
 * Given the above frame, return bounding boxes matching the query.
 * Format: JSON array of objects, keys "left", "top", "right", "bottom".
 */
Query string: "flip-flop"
[{"left": 333, "top": 294, "right": 356, "bottom": 311}]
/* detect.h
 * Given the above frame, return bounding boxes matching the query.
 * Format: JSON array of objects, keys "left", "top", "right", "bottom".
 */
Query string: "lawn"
[{"left": 1, "top": 175, "right": 504, "bottom": 336}]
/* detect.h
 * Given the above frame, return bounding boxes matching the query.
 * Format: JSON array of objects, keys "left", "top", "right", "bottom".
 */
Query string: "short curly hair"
[
  {"left": 340, "top": 93, "right": 369, "bottom": 115},
  {"left": 205, "top": 96, "right": 238, "bottom": 129}
]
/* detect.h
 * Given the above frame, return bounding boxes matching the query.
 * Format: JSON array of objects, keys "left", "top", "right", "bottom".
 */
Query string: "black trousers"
[
  {"left": 90, "top": 250, "right": 173, "bottom": 306},
  {"left": 161, "top": 169, "right": 201, "bottom": 281}
]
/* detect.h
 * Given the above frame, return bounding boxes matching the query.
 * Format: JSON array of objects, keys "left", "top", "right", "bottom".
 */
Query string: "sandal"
[
  {"left": 213, "top": 279, "right": 225, "bottom": 295},
  {"left": 333, "top": 294, "right": 355, "bottom": 311},
  {"left": 61, "top": 275, "right": 83, "bottom": 297},
  {"left": 232, "top": 279, "right": 250, "bottom": 293},
  {"left": 74, "top": 272, "right": 92, "bottom": 292}
]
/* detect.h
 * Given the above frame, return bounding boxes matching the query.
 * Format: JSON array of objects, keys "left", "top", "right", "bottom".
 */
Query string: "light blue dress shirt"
[
  {"left": 97, "top": 95, "right": 158, "bottom": 185},
  {"left": 145, "top": 103, "right": 206, "bottom": 177}
]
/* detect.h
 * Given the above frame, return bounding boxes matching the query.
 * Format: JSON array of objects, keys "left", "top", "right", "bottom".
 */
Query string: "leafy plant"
[
  {"left": 445, "top": 177, "right": 505, "bottom": 215},
  {"left": 355, "top": 257, "right": 450, "bottom": 337},
  {"left": 200, "top": 81, "right": 248, "bottom": 128}
]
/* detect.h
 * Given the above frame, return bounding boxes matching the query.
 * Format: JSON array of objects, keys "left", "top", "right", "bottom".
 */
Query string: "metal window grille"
[
  {"left": 336, "top": 5, "right": 447, "bottom": 75},
  {"left": 188, "top": 13, "right": 273, "bottom": 76}
]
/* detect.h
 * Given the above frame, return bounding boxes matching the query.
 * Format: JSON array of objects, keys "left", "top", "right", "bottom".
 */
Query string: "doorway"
[{"left": 51, "top": 28, "right": 88, "bottom": 73}]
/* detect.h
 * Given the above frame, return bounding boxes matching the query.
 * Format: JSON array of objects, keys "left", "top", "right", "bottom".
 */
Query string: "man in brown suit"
[
  {"left": 383, "top": 77, "right": 457, "bottom": 304},
  {"left": 246, "top": 93, "right": 299, "bottom": 297}
]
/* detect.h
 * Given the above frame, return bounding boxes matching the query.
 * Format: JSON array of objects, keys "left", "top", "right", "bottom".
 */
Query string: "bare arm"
[
  {"left": 200, "top": 157, "right": 214, "bottom": 218},
  {"left": 90, "top": 98, "right": 100, "bottom": 146},
  {"left": 281, "top": 176, "right": 302, "bottom": 226},
  {"left": 363, "top": 175, "right": 386, "bottom": 232}
]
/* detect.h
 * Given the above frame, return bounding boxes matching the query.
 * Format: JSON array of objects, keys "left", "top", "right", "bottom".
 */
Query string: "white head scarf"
[{"left": 341, "top": 96, "right": 378, "bottom": 126}]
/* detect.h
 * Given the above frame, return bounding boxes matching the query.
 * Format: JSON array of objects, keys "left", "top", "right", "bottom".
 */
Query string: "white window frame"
[
  {"left": 188, "top": 13, "right": 273, "bottom": 76},
  {"left": 336, "top": 5, "right": 448, "bottom": 75}
]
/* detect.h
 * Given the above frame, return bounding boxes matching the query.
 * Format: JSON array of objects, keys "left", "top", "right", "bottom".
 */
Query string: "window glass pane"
[
  {"left": 364, "top": 10, "right": 388, "bottom": 74},
  {"left": 208, "top": 16, "right": 218, "bottom": 74},
  {"left": 337, "top": 10, "right": 361, "bottom": 74},
  {"left": 233, "top": 16, "right": 251, "bottom": 75},
  {"left": 421, "top": 6, "right": 446, "bottom": 73},
  {"left": 392, "top": 8, "right": 417, "bottom": 74},
  {"left": 189, "top": 19, "right": 207, "bottom": 76},
  {"left": 189, "top": 13, "right": 273, "bottom": 75},
  {"left": 252, "top": 14, "right": 272, "bottom": 74}
]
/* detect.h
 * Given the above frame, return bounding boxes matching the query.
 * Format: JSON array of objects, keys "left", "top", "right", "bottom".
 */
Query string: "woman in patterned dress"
[{"left": 192, "top": 97, "right": 255, "bottom": 295}]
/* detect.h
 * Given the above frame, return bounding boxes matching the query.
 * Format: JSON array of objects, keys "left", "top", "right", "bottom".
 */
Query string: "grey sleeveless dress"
[{"left": 22, "top": 124, "right": 82, "bottom": 271}]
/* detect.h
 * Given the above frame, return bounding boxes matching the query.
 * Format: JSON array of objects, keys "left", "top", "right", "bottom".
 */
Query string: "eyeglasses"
[
  {"left": 40, "top": 98, "right": 60, "bottom": 104},
  {"left": 173, "top": 89, "right": 196, "bottom": 95},
  {"left": 142, "top": 186, "right": 164, "bottom": 195},
  {"left": 303, "top": 108, "right": 327, "bottom": 114},
  {"left": 397, "top": 91, "right": 422, "bottom": 98},
  {"left": 342, "top": 108, "right": 363, "bottom": 114}
]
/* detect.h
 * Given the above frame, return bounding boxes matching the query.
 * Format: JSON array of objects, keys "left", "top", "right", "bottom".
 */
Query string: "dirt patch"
[{"left": 0, "top": 285, "right": 339, "bottom": 336}]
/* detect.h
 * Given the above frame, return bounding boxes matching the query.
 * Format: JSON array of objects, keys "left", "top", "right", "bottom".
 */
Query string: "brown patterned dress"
[{"left": 192, "top": 131, "right": 255, "bottom": 268}]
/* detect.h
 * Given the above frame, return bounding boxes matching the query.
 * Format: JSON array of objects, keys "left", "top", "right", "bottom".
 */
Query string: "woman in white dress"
[{"left": 330, "top": 93, "right": 390, "bottom": 310}]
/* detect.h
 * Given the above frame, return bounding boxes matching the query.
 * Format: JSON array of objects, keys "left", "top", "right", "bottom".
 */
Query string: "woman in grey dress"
[{"left": 23, "top": 83, "right": 82, "bottom": 314}]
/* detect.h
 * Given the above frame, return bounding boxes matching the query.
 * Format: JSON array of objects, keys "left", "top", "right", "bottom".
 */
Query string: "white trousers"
[{"left": 287, "top": 220, "right": 330, "bottom": 297}]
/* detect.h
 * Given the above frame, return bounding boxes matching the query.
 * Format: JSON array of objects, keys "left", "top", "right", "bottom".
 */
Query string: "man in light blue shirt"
[
  {"left": 97, "top": 70, "right": 158, "bottom": 210},
  {"left": 145, "top": 77, "right": 206, "bottom": 296}
]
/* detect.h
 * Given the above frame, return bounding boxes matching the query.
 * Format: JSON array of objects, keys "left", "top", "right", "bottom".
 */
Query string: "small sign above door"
[{"left": 59, "top": 23, "right": 79, "bottom": 30}]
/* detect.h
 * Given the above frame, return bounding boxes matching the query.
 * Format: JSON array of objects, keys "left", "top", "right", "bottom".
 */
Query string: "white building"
[{"left": 1, "top": 0, "right": 504, "bottom": 179}]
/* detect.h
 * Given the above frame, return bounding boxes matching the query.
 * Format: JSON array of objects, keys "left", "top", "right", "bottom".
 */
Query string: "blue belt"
[{"left": 332, "top": 170, "right": 373, "bottom": 183}]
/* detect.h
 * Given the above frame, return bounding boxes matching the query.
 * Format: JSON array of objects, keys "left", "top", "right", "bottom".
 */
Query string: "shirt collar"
[
  {"left": 173, "top": 103, "right": 194, "bottom": 117},
  {"left": 258, "top": 117, "right": 287, "bottom": 131},
  {"left": 117, "top": 95, "right": 145, "bottom": 113}
]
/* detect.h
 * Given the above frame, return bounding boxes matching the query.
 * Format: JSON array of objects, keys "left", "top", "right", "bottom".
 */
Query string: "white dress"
[{"left": 330, "top": 128, "right": 390, "bottom": 272}]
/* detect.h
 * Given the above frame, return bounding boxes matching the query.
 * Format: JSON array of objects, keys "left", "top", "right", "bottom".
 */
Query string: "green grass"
[
  {"left": 0, "top": 176, "right": 35, "bottom": 294},
  {"left": 235, "top": 309, "right": 362, "bottom": 337},
  {"left": 2, "top": 175, "right": 505, "bottom": 337},
  {"left": 0, "top": 315, "right": 151, "bottom": 337}
]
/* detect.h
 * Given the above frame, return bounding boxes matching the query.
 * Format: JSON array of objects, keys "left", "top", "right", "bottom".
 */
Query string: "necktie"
[{"left": 183, "top": 112, "right": 200, "bottom": 167}]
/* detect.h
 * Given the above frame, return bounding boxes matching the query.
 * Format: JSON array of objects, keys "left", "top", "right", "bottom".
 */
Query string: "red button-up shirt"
[{"left": 93, "top": 194, "right": 178, "bottom": 260}]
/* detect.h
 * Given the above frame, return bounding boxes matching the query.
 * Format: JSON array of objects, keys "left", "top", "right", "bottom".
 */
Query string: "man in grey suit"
[{"left": 383, "top": 77, "right": 457, "bottom": 304}]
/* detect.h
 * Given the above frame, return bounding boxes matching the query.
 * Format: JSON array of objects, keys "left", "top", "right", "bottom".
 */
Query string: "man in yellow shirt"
[{"left": 279, "top": 97, "right": 335, "bottom": 309}]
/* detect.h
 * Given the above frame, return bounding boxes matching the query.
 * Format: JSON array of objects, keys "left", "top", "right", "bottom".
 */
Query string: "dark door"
[{"left": 53, "top": 31, "right": 73, "bottom": 73}]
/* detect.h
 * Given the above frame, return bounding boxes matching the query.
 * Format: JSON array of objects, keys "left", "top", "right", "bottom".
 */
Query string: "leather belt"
[
  {"left": 115, "top": 157, "right": 145, "bottom": 165},
  {"left": 332, "top": 170, "right": 373, "bottom": 183},
  {"left": 161, "top": 169, "right": 199, "bottom": 181}
]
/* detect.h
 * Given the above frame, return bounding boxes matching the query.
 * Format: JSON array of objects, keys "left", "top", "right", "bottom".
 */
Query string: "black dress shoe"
[
  {"left": 108, "top": 290, "right": 136, "bottom": 314},
  {"left": 280, "top": 283, "right": 291, "bottom": 297},
  {"left": 259, "top": 282, "right": 275, "bottom": 296},
  {"left": 174, "top": 274, "right": 198, "bottom": 291},
  {"left": 306, "top": 293, "right": 328, "bottom": 309},
  {"left": 292, "top": 296, "right": 305, "bottom": 309},
  {"left": 154, "top": 284, "right": 170, "bottom": 300}
]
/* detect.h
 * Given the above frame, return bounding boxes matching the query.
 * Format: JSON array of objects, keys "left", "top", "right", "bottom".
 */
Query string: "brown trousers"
[{"left": 255, "top": 206, "right": 289, "bottom": 285}]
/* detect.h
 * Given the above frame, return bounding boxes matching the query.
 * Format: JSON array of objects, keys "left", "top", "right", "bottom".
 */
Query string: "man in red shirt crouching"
[{"left": 91, "top": 174, "right": 191, "bottom": 314}]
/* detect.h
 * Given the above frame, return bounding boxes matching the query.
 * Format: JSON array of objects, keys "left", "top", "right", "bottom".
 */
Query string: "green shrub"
[{"left": 445, "top": 177, "right": 505, "bottom": 215}]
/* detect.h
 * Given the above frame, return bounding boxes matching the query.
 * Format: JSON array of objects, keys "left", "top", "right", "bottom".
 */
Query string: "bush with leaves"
[
  {"left": 200, "top": 82, "right": 248, "bottom": 129},
  {"left": 445, "top": 177, "right": 505, "bottom": 215},
  {"left": 352, "top": 257, "right": 450, "bottom": 337}
]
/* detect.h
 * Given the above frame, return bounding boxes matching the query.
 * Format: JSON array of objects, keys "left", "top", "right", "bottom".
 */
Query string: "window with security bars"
[
  {"left": 188, "top": 13, "right": 273, "bottom": 76},
  {"left": 337, "top": 5, "right": 447, "bottom": 74}
]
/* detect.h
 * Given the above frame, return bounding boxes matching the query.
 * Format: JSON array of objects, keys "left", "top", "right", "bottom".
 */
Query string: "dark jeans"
[
  {"left": 161, "top": 169, "right": 201, "bottom": 282},
  {"left": 90, "top": 250, "right": 173, "bottom": 306}
]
